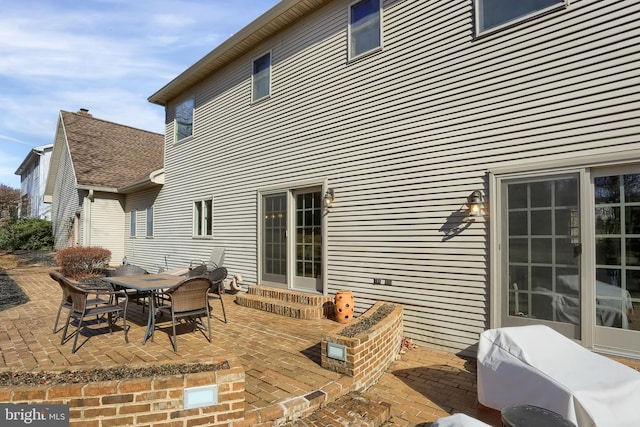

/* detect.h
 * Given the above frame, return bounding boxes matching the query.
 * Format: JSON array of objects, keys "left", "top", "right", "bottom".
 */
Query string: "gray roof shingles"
[{"left": 61, "top": 110, "right": 164, "bottom": 189}]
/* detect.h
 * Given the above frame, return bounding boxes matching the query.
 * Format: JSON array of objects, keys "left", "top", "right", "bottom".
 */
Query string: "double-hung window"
[
  {"left": 349, "top": 0, "right": 381, "bottom": 59},
  {"left": 194, "top": 198, "right": 213, "bottom": 237},
  {"left": 252, "top": 52, "right": 271, "bottom": 102},
  {"left": 475, "top": 0, "right": 566, "bottom": 35},
  {"left": 130, "top": 209, "right": 137, "bottom": 237},
  {"left": 175, "top": 96, "right": 194, "bottom": 142}
]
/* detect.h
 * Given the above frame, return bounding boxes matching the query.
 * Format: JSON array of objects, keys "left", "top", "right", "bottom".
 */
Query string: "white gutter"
[{"left": 117, "top": 168, "right": 165, "bottom": 194}]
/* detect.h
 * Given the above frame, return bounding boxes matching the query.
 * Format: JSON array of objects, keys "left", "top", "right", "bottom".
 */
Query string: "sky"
[{"left": 0, "top": 0, "right": 280, "bottom": 189}]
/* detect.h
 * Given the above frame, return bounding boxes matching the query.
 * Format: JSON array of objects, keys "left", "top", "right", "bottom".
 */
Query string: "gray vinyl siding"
[
  {"left": 18, "top": 146, "right": 52, "bottom": 220},
  {"left": 50, "top": 136, "right": 81, "bottom": 250},
  {"left": 122, "top": 188, "right": 165, "bottom": 272},
  {"left": 87, "top": 192, "right": 126, "bottom": 265},
  {"left": 140, "top": 0, "right": 640, "bottom": 353}
]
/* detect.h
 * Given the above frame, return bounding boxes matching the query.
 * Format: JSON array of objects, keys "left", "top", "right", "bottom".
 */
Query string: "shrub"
[
  {"left": 0, "top": 218, "right": 54, "bottom": 250},
  {"left": 55, "top": 246, "right": 112, "bottom": 278}
]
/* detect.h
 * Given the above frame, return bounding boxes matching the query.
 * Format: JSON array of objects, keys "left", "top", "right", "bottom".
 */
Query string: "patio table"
[{"left": 102, "top": 274, "right": 184, "bottom": 344}]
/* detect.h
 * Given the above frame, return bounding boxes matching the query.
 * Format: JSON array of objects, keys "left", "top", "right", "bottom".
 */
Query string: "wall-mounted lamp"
[
  {"left": 323, "top": 188, "right": 335, "bottom": 208},
  {"left": 467, "top": 190, "right": 484, "bottom": 217}
]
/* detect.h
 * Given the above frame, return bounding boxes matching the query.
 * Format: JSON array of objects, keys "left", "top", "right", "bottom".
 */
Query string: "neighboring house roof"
[
  {"left": 14, "top": 144, "right": 53, "bottom": 176},
  {"left": 148, "top": 0, "right": 329, "bottom": 106},
  {"left": 45, "top": 110, "right": 164, "bottom": 197}
]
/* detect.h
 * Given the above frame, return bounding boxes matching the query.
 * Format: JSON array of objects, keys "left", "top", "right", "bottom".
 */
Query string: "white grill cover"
[
  {"left": 432, "top": 413, "right": 492, "bottom": 427},
  {"left": 477, "top": 325, "right": 640, "bottom": 427}
]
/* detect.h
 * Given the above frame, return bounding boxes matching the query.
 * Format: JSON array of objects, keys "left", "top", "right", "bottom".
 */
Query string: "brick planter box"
[
  {"left": 321, "top": 301, "right": 403, "bottom": 391},
  {"left": 0, "top": 361, "right": 245, "bottom": 426}
]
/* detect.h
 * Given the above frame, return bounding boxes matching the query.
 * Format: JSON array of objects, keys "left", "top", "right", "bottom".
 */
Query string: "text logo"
[{"left": 1, "top": 404, "right": 69, "bottom": 426}]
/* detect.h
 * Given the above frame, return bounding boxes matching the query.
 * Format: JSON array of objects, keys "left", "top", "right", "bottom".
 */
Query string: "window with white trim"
[
  {"left": 475, "top": 0, "right": 566, "bottom": 35},
  {"left": 349, "top": 0, "right": 381, "bottom": 59},
  {"left": 130, "top": 209, "right": 136, "bottom": 237},
  {"left": 194, "top": 198, "right": 213, "bottom": 237},
  {"left": 175, "top": 96, "right": 194, "bottom": 142},
  {"left": 146, "top": 207, "right": 154, "bottom": 237},
  {"left": 252, "top": 52, "right": 271, "bottom": 102}
]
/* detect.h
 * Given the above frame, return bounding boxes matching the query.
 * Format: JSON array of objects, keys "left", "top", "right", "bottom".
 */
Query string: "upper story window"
[
  {"left": 475, "top": 0, "right": 566, "bottom": 35},
  {"left": 146, "top": 207, "right": 154, "bottom": 237},
  {"left": 252, "top": 52, "right": 271, "bottom": 102},
  {"left": 130, "top": 209, "right": 137, "bottom": 237},
  {"left": 349, "top": 0, "right": 381, "bottom": 59},
  {"left": 194, "top": 198, "right": 213, "bottom": 237},
  {"left": 175, "top": 96, "right": 194, "bottom": 142}
]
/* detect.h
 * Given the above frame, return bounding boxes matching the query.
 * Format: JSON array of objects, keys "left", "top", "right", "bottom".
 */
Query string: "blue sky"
[{"left": 0, "top": 0, "right": 279, "bottom": 188}]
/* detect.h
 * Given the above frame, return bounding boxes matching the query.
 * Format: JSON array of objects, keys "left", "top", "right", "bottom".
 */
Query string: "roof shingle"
[{"left": 61, "top": 110, "right": 164, "bottom": 189}]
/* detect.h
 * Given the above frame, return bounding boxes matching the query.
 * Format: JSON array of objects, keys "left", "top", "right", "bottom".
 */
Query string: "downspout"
[
  {"left": 85, "top": 189, "right": 94, "bottom": 246},
  {"left": 34, "top": 148, "right": 45, "bottom": 218}
]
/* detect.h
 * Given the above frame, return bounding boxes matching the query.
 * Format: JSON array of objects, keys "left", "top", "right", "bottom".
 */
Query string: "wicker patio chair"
[
  {"left": 50, "top": 271, "right": 111, "bottom": 334},
  {"left": 59, "top": 276, "right": 129, "bottom": 353},
  {"left": 187, "top": 263, "right": 208, "bottom": 277},
  {"left": 188, "top": 247, "right": 225, "bottom": 271},
  {"left": 208, "top": 267, "right": 228, "bottom": 323},
  {"left": 156, "top": 276, "right": 213, "bottom": 352},
  {"left": 107, "top": 264, "right": 150, "bottom": 311}
]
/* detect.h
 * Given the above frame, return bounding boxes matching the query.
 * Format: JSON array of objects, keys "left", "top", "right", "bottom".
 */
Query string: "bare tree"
[{"left": 0, "top": 184, "right": 21, "bottom": 221}]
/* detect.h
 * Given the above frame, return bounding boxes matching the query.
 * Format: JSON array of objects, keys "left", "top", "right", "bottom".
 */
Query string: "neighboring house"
[
  {"left": 14, "top": 144, "right": 53, "bottom": 220},
  {"left": 133, "top": 0, "right": 639, "bottom": 358},
  {"left": 44, "top": 109, "right": 164, "bottom": 265}
]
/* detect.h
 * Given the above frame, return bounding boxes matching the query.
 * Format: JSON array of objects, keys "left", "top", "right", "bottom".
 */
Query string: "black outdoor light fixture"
[
  {"left": 467, "top": 190, "right": 484, "bottom": 217},
  {"left": 323, "top": 188, "right": 335, "bottom": 208}
]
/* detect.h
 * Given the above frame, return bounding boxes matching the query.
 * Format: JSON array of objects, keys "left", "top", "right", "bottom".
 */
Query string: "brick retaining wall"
[
  {"left": 321, "top": 302, "right": 403, "bottom": 391},
  {"left": 0, "top": 361, "right": 244, "bottom": 426}
]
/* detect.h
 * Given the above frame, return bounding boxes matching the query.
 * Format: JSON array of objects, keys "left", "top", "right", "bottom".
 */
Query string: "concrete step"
[
  {"left": 235, "top": 285, "right": 334, "bottom": 320},
  {"left": 288, "top": 393, "right": 391, "bottom": 426}
]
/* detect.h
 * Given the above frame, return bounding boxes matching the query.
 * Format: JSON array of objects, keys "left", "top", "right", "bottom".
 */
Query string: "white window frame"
[
  {"left": 348, "top": 0, "right": 382, "bottom": 60},
  {"left": 257, "top": 178, "right": 330, "bottom": 294},
  {"left": 175, "top": 96, "right": 195, "bottom": 142},
  {"left": 146, "top": 207, "right": 154, "bottom": 238},
  {"left": 474, "top": 0, "right": 568, "bottom": 36},
  {"left": 193, "top": 197, "right": 213, "bottom": 238},
  {"left": 252, "top": 51, "right": 271, "bottom": 103},
  {"left": 129, "top": 209, "right": 137, "bottom": 238}
]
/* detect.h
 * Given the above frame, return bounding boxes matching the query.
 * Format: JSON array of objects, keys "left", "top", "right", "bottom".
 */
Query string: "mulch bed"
[
  {"left": 338, "top": 303, "right": 395, "bottom": 338},
  {"left": 0, "top": 271, "right": 29, "bottom": 312}
]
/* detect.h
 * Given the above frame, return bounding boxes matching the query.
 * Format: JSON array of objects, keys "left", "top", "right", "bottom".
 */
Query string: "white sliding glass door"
[
  {"left": 592, "top": 170, "right": 640, "bottom": 355},
  {"left": 501, "top": 174, "right": 581, "bottom": 340},
  {"left": 495, "top": 165, "right": 640, "bottom": 358},
  {"left": 260, "top": 185, "right": 324, "bottom": 294}
]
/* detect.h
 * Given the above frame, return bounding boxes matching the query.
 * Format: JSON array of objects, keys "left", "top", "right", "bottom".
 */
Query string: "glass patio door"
[
  {"left": 262, "top": 193, "right": 287, "bottom": 286},
  {"left": 293, "top": 189, "right": 322, "bottom": 292},
  {"left": 260, "top": 187, "right": 324, "bottom": 293},
  {"left": 501, "top": 174, "right": 581, "bottom": 340},
  {"left": 592, "top": 170, "right": 640, "bottom": 354}
]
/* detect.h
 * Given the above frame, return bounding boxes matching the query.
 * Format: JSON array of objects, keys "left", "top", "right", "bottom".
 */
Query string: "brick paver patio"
[{"left": 2, "top": 262, "right": 638, "bottom": 426}]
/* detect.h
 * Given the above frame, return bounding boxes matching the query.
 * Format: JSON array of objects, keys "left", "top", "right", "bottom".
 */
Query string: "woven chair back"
[
  {"left": 50, "top": 271, "right": 72, "bottom": 303},
  {"left": 60, "top": 278, "right": 89, "bottom": 312},
  {"left": 109, "top": 264, "right": 148, "bottom": 277},
  {"left": 167, "top": 277, "right": 212, "bottom": 313},
  {"left": 187, "top": 264, "right": 208, "bottom": 277},
  {"left": 208, "top": 267, "right": 227, "bottom": 284}
]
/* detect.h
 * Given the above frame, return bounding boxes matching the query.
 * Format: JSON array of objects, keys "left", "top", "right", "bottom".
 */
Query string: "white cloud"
[{"left": 0, "top": 0, "right": 278, "bottom": 188}]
